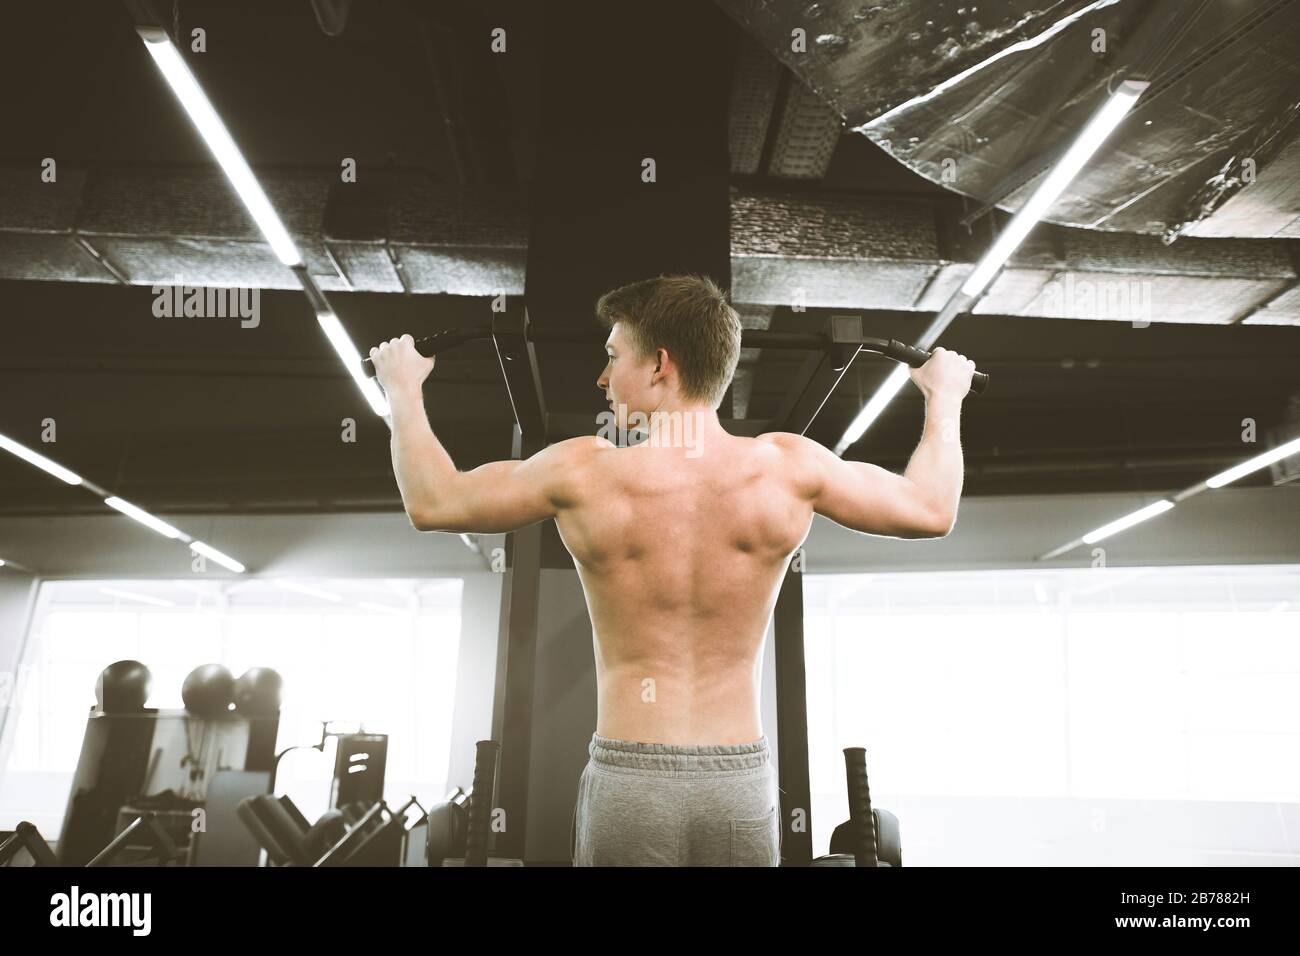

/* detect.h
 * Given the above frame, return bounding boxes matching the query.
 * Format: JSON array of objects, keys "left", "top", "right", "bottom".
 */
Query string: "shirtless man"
[{"left": 369, "top": 274, "right": 976, "bottom": 866}]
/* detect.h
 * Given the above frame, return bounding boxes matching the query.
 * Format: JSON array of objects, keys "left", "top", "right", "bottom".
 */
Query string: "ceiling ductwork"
[
  {"left": 714, "top": 0, "right": 1300, "bottom": 241},
  {"left": 729, "top": 34, "right": 844, "bottom": 180},
  {"left": 730, "top": 190, "right": 1300, "bottom": 325},
  {"left": 2, "top": 164, "right": 1295, "bottom": 326},
  {"left": 0, "top": 164, "right": 528, "bottom": 298}
]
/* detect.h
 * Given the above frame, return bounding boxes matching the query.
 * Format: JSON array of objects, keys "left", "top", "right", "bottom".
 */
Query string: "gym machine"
[{"left": 236, "top": 792, "right": 424, "bottom": 867}]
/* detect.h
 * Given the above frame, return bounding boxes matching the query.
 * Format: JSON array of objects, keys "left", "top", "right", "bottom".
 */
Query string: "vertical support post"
[
  {"left": 490, "top": 507, "right": 543, "bottom": 859},
  {"left": 489, "top": 306, "right": 549, "bottom": 860},
  {"left": 773, "top": 558, "right": 812, "bottom": 865},
  {"left": 770, "top": 313, "right": 859, "bottom": 865}
]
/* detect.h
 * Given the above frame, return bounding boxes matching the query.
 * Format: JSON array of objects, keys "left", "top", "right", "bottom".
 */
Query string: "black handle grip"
[
  {"left": 359, "top": 328, "right": 487, "bottom": 375},
  {"left": 883, "top": 339, "right": 988, "bottom": 395},
  {"left": 463, "top": 739, "right": 500, "bottom": 867},
  {"left": 842, "top": 747, "right": 878, "bottom": 868}
]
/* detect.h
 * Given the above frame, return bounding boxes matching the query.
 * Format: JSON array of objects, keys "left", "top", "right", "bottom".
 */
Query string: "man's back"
[{"left": 555, "top": 432, "right": 814, "bottom": 745}]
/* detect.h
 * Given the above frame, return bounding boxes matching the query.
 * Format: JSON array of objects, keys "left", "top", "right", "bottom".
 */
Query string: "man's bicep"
[{"left": 811, "top": 448, "right": 947, "bottom": 539}]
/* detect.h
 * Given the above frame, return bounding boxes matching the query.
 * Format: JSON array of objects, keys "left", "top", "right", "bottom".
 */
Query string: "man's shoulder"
[
  {"left": 753, "top": 431, "right": 828, "bottom": 500},
  {"left": 529, "top": 437, "right": 611, "bottom": 509},
  {"left": 541, "top": 435, "right": 616, "bottom": 469},
  {"left": 754, "top": 430, "right": 813, "bottom": 455}
]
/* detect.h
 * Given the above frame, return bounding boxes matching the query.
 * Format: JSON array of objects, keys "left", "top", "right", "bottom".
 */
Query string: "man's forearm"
[
  {"left": 903, "top": 393, "right": 965, "bottom": 526},
  {"left": 386, "top": 385, "right": 457, "bottom": 524}
]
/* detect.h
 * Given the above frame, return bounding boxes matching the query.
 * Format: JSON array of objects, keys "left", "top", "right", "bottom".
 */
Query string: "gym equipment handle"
[
  {"left": 464, "top": 740, "right": 499, "bottom": 867},
  {"left": 842, "top": 747, "right": 878, "bottom": 868},
  {"left": 882, "top": 339, "right": 989, "bottom": 395},
  {"left": 361, "top": 327, "right": 488, "bottom": 374}
]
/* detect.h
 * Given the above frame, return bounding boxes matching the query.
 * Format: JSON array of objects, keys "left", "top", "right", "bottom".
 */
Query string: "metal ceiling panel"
[{"left": 715, "top": 0, "right": 1300, "bottom": 239}]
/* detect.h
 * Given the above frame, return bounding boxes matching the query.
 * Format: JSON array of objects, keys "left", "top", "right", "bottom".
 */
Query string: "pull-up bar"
[{"left": 360, "top": 320, "right": 989, "bottom": 395}]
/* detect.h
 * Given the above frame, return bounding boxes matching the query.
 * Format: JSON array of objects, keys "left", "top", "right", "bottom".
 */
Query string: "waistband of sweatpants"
[{"left": 588, "top": 733, "right": 771, "bottom": 774}]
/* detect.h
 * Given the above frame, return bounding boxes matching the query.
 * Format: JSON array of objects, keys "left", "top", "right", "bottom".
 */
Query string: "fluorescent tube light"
[
  {"left": 1205, "top": 436, "right": 1300, "bottom": 489},
  {"left": 960, "top": 79, "right": 1148, "bottom": 298},
  {"left": 0, "top": 433, "right": 84, "bottom": 485},
  {"left": 137, "top": 28, "right": 302, "bottom": 267},
  {"left": 833, "top": 364, "right": 910, "bottom": 455},
  {"left": 190, "top": 541, "right": 247, "bottom": 574},
  {"left": 836, "top": 80, "right": 1148, "bottom": 455},
  {"left": 1080, "top": 500, "right": 1174, "bottom": 545},
  {"left": 105, "top": 496, "right": 184, "bottom": 540},
  {"left": 317, "top": 312, "right": 391, "bottom": 416}
]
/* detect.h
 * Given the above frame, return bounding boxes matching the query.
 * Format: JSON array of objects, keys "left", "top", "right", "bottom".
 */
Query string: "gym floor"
[{"left": 1, "top": 0, "right": 1298, "bottom": 895}]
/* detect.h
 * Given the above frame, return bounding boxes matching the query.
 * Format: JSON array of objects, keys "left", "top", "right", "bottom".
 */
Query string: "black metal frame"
[
  {"left": 0, "top": 822, "right": 57, "bottom": 867},
  {"left": 488, "top": 304, "right": 548, "bottom": 861},
  {"left": 484, "top": 305, "right": 871, "bottom": 863},
  {"left": 765, "top": 315, "right": 867, "bottom": 865}
]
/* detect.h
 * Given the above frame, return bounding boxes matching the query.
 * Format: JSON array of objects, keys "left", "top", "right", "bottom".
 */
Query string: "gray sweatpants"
[{"left": 571, "top": 733, "right": 782, "bottom": 866}]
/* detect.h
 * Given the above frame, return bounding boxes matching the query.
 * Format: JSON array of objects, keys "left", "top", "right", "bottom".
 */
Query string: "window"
[
  {"left": 803, "top": 565, "right": 1300, "bottom": 866},
  {"left": 0, "top": 578, "right": 463, "bottom": 838}
]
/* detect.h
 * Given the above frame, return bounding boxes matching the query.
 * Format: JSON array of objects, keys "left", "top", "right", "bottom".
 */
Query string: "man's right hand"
[
  {"left": 370, "top": 333, "right": 437, "bottom": 400},
  {"left": 908, "top": 346, "right": 976, "bottom": 401}
]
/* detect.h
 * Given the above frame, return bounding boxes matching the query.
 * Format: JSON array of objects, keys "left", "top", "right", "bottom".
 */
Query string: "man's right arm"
[
  {"left": 775, "top": 431, "right": 958, "bottom": 539},
  {"left": 763, "top": 348, "right": 975, "bottom": 539}
]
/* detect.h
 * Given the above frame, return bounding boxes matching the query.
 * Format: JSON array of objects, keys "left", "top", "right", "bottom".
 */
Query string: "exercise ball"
[
  {"left": 95, "top": 660, "right": 151, "bottom": 713},
  {"left": 182, "top": 663, "right": 235, "bottom": 716},
  {"left": 232, "top": 667, "right": 283, "bottom": 716}
]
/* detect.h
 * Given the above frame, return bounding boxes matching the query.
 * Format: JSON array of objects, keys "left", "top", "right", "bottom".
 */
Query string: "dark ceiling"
[{"left": 1, "top": 0, "right": 1298, "bottom": 520}]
